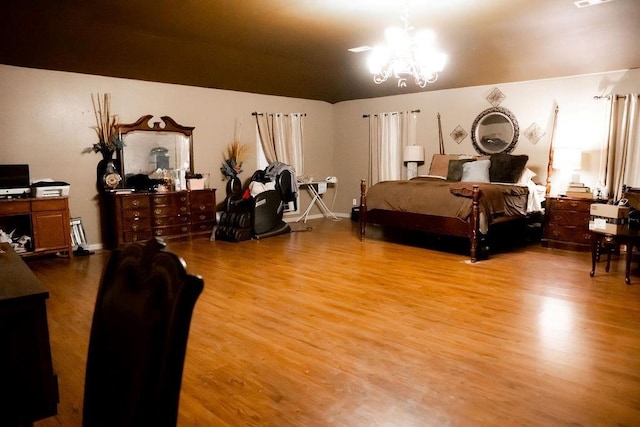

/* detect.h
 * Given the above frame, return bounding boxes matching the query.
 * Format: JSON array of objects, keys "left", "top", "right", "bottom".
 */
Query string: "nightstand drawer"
[
  {"left": 547, "top": 197, "right": 593, "bottom": 211},
  {"left": 545, "top": 224, "right": 592, "bottom": 244},
  {"left": 548, "top": 209, "right": 590, "bottom": 226}
]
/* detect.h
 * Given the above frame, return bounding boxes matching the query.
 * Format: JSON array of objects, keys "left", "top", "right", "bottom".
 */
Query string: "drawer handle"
[
  {"left": 133, "top": 211, "right": 140, "bottom": 217},
  {"left": 180, "top": 206, "right": 188, "bottom": 212},
  {"left": 180, "top": 196, "right": 187, "bottom": 202},
  {"left": 155, "top": 230, "right": 164, "bottom": 236},
  {"left": 199, "top": 205, "right": 206, "bottom": 211},
  {"left": 154, "top": 209, "right": 161, "bottom": 215},
  {"left": 132, "top": 200, "right": 139, "bottom": 207},
  {"left": 199, "top": 214, "right": 206, "bottom": 220},
  {"left": 181, "top": 226, "right": 189, "bottom": 232},
  {"left": 132, "top": 223, "right": 139, "bottom": 230}
]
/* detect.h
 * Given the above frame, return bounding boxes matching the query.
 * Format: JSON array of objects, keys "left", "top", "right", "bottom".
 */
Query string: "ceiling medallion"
[{"left": 363, "top": 5, "right": 447, "bottom": 88}]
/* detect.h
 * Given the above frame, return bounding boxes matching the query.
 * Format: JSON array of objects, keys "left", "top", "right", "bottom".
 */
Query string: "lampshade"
[
  {"left": 553, "top": 147, "right": 582, "bottom": 170},
  {"left": 403, "top": 145, "right": 425, "bottom": 162}
]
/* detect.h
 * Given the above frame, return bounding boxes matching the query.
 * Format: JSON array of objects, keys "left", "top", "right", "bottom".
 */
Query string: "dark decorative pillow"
[
  {"left": 447, "top": 159, "right": 475, "bottom": 181},
  {"left": 489, "top": 153, "right": 529, "bottom": 183}
]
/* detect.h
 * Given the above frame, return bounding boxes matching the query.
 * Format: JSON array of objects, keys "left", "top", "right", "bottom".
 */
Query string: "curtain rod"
[
  {"left": 252, "top": 112, "right": 307, "bottom": 117},
  {"left": 362, "top": 109, "right": 421, "bottom": 118}
]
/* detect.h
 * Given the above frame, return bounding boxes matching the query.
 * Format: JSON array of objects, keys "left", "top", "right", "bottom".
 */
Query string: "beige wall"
[
  {"left": 332, "top": 68, "right": 640, "bottom": 212},
  {"left": 0, "top": 65, "right": 334, "bottom": 246},
  {"left": 1, "top": 64, "right": 639, "bottom": 247}
]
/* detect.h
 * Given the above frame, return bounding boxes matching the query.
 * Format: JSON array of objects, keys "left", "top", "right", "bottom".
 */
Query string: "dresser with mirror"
[{"left": 101, "top": 115, "right": 216, "bottom": 249}]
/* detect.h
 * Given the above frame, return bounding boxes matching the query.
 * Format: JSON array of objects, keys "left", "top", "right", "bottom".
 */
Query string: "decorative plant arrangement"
[
  {"left": 220, "top": 141, "right": 247, "bottom": 179},
  {"left": 83, "top": 93, "right": 125, "bottom": 157}
]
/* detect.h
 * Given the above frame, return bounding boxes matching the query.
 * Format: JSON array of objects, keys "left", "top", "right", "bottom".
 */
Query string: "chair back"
[{"left": 83, "top": 238, "right": 203, "bottom": 427}]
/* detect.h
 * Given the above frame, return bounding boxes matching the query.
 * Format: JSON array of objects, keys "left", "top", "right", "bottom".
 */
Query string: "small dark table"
[
  {"left": 590, "top": 225, "right": 640, "bottom": 284},
  {"left": 0, "top": 243, "right": 58, "bottom": 425}
]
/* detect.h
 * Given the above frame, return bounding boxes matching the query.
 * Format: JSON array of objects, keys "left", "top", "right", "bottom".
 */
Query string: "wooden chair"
[{"left": 83, "top": 238, "right": 203, "bottom": 427}]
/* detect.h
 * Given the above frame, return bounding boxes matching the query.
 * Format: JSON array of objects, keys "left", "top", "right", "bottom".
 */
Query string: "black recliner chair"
[{"left": 215, "top": 168, "right": 297, "bottom": 242}]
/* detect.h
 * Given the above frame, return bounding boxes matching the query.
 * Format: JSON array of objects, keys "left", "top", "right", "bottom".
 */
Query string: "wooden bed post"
[
  {"left": 359, "top": 179, "right": 367, "bottom": 241},
  {"left": 469, "top": 185, "right": 480, "bottom": 263},
  {"left": 437, "top": 112, "right": 445, "bottom": 155}
]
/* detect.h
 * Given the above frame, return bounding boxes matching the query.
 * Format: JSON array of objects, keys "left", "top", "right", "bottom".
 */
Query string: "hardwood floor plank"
[{"left": 27, "top": 218, "right": 640, "bottom": 426}]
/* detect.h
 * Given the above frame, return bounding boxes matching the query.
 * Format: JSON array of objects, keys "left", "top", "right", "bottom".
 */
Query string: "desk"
[
  {"left": 0, "top": 243, "right": 59, "bottom": 424},
  {"left": 590, "top": 226, "right": 640, "bottom": 285},
  {"left": 296, "top": 181, "right": 338, "bottom": 223}
]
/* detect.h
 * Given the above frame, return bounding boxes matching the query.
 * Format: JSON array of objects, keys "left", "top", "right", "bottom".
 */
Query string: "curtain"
[
  {"left": 602, "top": 94, "right": 640, "bottom": 200},
  {"left": 367, "top": 111, "right": 418, "bottom": 185},
  {"left": 254, "top": 112, "right": 305, "bottom": 175}
]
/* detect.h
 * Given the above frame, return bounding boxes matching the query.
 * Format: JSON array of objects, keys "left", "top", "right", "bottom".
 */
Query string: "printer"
[{"left": 31, "top": 180, "right": 70, "bottom": 198}]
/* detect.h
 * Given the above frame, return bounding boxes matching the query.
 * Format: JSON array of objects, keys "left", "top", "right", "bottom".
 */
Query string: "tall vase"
[{"left": 96, "top": 150, "right": 122, "bottom": 192}]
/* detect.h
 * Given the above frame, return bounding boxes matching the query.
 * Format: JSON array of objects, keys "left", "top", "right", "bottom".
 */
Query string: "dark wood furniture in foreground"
[
  {"left": 0, "top": 196, "right": 73, "bottom": 257},
  {"left": 83, "top": 238, "right": 203, "bottom": 426},
  {"left": 542, "top": 196, "right": 600, "bottom": 252},
  {"left": 0, "top": 242, "right": 58, "bottom": 425},
  {"left": 104, "top": 189, "right": 216, "bottom": 249},
  {"left": 359, "top": 180, "right": 482, "bottom": 262},
  {"left": 590, "top": 226, "right": 640, "bottom": 284}
]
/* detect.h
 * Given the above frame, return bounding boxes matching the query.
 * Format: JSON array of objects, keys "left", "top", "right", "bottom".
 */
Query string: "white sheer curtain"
[
  {"left": 367, "top": 110, "right": 418, "bottom": 185},
  {"left": 254, "top": 112, "right": 305, "bottom": 175},
  {"left": 601, "top": 94, "right": 640, "bottom": 200}
]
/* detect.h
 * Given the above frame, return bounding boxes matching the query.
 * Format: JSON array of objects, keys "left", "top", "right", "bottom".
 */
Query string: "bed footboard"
[{"left": 359, "top": 179, "right": 481, "bottom": 262}]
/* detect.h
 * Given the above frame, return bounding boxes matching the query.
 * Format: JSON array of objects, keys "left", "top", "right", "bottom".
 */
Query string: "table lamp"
[{"left": 403, "top": 145, "right": 425, "bottom": 180}]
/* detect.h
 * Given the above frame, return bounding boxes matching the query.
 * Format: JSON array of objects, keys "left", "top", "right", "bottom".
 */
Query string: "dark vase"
[{"left": 96, "top": 150, "right": 122, "bottom": 192}]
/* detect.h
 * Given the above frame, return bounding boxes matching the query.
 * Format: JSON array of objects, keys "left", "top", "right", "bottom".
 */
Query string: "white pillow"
[
  {"left": 516, "top": 168, "right": 536, "bottom": 185},
  {"left": 461, "top": 159, "right": 491, "bottom": 183}
]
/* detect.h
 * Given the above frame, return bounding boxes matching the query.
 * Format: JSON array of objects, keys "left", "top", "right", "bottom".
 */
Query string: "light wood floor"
[{"left": 30, "top": 218, "right": 640, "bottom": 426}]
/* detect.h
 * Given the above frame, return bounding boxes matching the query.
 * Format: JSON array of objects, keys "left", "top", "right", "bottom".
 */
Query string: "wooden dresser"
[
  {"left": 104, "top": 189, "right": 216, "bottom": 249},
  {"left": 542, "top": 197, "right": 599, "bottom": 251},
  {"left": 0, "top": 197, "right": 73, "bottom": 257}
]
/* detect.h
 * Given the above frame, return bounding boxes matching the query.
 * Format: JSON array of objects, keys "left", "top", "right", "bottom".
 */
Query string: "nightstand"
[{"left": 542, "top": 197, "right": 601, "bottom": 251}]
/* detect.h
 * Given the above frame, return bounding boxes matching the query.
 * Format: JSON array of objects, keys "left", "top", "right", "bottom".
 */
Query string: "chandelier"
[{"left": 366, "top": 7, "right": 447, "bottom": 88}]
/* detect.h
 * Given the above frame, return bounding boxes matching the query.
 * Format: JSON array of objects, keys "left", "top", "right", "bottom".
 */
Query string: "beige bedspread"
[{"left": 365, "top": 177, "right": 529, "bottom": 223}]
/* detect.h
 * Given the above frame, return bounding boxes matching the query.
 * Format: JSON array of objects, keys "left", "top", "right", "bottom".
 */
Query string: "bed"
[{"left": 359, "top": 153, "right": 546, "bottom": 262}]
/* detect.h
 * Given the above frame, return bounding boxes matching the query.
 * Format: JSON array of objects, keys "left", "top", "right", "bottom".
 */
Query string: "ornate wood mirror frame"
[
  {"left": 471, "top": 107, "right": 519, "bottom": 155},
  {"left": 116, "top": 115, "right": 195, "bottom": 182}
]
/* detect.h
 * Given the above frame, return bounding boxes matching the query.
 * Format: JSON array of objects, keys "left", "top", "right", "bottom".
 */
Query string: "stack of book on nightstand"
[{"left": 565, "top": 182, "right": 593, "bottom": 199}]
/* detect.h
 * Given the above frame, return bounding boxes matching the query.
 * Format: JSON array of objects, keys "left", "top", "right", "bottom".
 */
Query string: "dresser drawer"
[
  {"left": 0, "top": 200, "right": 30, "bottom": 215},
  {"left": 153, "top": 224, "right": 190, "bottom": 237},
  {"left": 191, "top": 211, "right": 215, "bottom": 223},
  {"left": 191, "top": 221, "right": 215, "bottom": 233},
  {"left": 121, "top": 196, "right": 150, "bottom": 210},
  {"left": 152, "top": 205, "right": 180, "bottom": 217},
  {"left": 31, "top": 198, "right": 67, "bottom": 212},
  {"left": 189, "top": 190, "right": 215, "bottom": 205},
  {"left": 123, "top": 229, "right": 153, "bottom": 243},
  {"left": 122, "top": 216, "right": 150, "bottom": 232}
]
